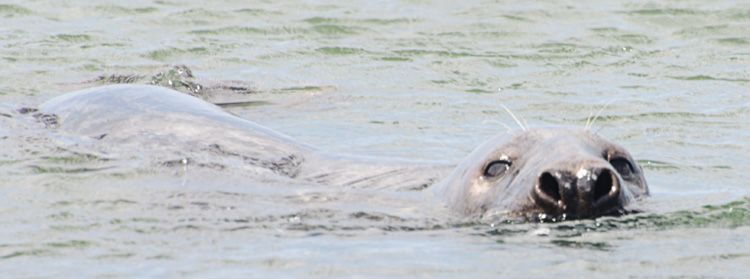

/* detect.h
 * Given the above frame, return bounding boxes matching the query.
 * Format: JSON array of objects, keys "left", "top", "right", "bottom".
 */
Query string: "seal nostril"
[
  {"left": 594, "top": 169, "right": 614, "bottom": 202},
  {"left": 539, "top": 172, "right": 562, "bottom": 202}
]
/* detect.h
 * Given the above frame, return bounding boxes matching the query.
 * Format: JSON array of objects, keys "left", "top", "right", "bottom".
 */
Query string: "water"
[{"left": 1, "top": 0, "right": 749, "bottom": 277}]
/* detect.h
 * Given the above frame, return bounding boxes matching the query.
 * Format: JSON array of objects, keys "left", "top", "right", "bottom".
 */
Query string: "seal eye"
[
  {"left": 484, "top": 160, "right": 511, "bottom": 178},
  {"left": 610, "top": 157, "right": 634, "bottom": 178}
]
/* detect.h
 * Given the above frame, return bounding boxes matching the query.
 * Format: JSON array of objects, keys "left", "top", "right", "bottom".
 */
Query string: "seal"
[
  {"left": 39, "top": 84, "right": 648, "bottom": 221},
  {"left": 40, "top": 84, "right": 308, "bottom": 177},
  {"left": 433, "top": 128, "right": 648, "bottom": 221}
]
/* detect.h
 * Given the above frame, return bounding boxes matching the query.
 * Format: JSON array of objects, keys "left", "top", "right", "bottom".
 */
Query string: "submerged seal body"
[
  {"left": 39, "top": 84, "right": 648, "bottom": 221},
  {"left": 41, "top": 84, "right": 308, "bottom": 177}
]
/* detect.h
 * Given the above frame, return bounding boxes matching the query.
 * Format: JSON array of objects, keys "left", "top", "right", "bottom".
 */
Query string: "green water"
[{"left": 1, "top": 0, "right": 749, "bottom": 277}]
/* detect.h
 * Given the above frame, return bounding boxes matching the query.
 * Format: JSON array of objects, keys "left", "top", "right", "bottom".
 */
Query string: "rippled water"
[{"left": 1, "top": 0, "right": 749, "bottom": 277}]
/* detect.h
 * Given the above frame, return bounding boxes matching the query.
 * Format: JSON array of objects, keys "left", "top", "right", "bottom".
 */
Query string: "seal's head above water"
[{"left": 436, "top": 127, "right": 648, "bottom": 221}]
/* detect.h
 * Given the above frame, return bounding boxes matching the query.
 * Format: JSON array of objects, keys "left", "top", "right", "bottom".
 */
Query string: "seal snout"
[{"left": 533, "top": 166, "right": 622, "bottom": 219}]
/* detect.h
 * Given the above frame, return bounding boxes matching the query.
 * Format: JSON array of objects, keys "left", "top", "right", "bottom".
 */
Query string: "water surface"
[{"left": 1, "top": 0, "right": 749, "bottom": 277}]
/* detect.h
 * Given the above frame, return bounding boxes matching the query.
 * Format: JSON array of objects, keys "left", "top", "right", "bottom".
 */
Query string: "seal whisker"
[
  {"left": 585, "top": 111, "right": 594, "bottom": 130},
  {"left": 496, "top": 121, "right": 514, "bottom": 133},
  {"left": 500, "top": 122, "right": 513, "bottom": 132},
  {"left": 500, "top": 104, "right": 526, "bottom": 131},
  {"left": 587, "top": 99, "right": 619, "bottom": 131}
]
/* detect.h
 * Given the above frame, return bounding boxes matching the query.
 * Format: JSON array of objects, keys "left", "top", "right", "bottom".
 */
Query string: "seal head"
[{"left": 435, "top": 127, "right": 648, "bottom": 221}]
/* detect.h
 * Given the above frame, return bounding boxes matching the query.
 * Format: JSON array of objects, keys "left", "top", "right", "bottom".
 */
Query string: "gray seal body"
[{"left": 41, "top": 85, "right": 648, "bottom": 220}]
